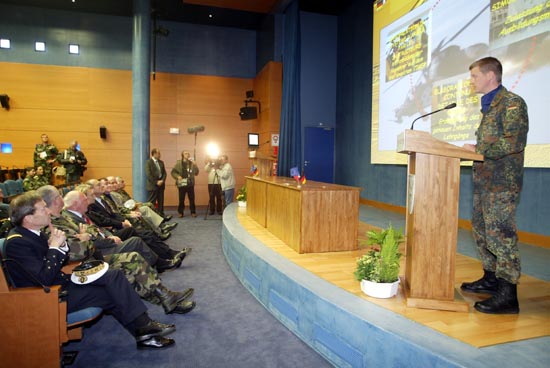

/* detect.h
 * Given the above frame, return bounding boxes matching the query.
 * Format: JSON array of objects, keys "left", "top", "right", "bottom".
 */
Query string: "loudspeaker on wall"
[
  {"left": 99, "top": 126, "right": 107, "bottom": 139},
  {"left": 239, "top": 106, "right": 257, "bottom": 120}
]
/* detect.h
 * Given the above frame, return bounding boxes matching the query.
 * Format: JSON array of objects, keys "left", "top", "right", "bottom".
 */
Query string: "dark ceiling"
[{"left": 0, "top": 0, "right": 355, "bottom": 30}]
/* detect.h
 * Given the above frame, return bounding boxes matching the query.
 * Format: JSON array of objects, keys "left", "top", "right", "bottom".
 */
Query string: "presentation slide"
[{"left": 371, "top": 0, "right": 550, "bottom": 167}]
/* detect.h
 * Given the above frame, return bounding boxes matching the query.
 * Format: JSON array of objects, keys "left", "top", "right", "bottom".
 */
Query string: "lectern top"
[{"left": 397, "top": 130, "right": 483, "bottom": 161}]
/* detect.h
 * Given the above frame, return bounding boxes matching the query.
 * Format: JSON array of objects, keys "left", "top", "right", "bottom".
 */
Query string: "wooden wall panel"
[
  {"left": 0, "top": 62, "right": 283, "bottom": 206},
  {"left": 252, "top": 61, "right": 282, "bottom": 156}
]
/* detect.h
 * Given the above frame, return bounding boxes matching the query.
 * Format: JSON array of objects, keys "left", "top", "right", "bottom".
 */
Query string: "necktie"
[
  {"left": 83, "top": 215, "right": 92, "bottom": 224},
  {"left": 154, "top": 160, "right": 161, "bottom": 178}
]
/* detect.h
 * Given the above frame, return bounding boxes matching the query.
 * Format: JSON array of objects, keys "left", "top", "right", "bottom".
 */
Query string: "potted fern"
[{"left": 354, "top": 225, "right": 404, "bottom": 298}]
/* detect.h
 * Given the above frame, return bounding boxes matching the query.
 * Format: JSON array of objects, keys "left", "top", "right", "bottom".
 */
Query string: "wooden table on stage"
[{"left": 245, "top": 176, "right": 361, "bottom": 254}]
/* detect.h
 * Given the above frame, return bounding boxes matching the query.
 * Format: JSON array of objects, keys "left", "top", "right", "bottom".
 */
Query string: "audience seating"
[
  {"left": 0, "top": 238, "right": 102, "bottom": 367},
  {"left": 3, "top": 179, "right": 23, "bottom": 197}
]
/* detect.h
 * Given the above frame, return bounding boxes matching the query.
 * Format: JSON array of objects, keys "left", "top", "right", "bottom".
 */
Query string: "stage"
[{"left": 221, "top": 204, "right": 550, "bottom": 367}]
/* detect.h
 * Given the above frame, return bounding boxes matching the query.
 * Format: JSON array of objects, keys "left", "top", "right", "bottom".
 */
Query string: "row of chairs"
[{"left": 0, "top": 179, "right": 24, "bottom": 198}]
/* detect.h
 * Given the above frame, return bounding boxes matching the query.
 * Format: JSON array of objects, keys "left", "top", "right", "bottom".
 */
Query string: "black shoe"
[
  {"left": 137, "top": 336, "right": 175, "bottom": 349},
  {"left": 173, "top": 248, "right": 191, "bottom": 266},
  {"left": 173, "top": 288, "right": 194, "bottom": 303},
  {"left": 153, "top": 286, "right": 194, "bottom": 313},
  {"left": 135, "top": 320, "right": 176, "bottom": 342},
  {"left": 163, "top": 215, "right": 173, "bottom": 223},
  {"left": 474, "top": 278, "right": 519, "bottom": 314},
  {"left": 156, "top": 258, "right": 178, "bottom": 273},
  {"left": 461, "top": 270, "right": 498, "bottom": 295},
  {"left": 161, "top": 222, "right": 178, "bottom": 232},
  {"left": 158, "top": 232, "right": 171, "bottom": 241},
  {"left": 168, "top": 300, "right": 196, "bottom": 315}
]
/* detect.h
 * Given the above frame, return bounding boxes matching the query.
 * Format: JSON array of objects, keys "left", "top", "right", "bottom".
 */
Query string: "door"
[{"left": 304, "top": 127, "right": 334, "bottom": 183}]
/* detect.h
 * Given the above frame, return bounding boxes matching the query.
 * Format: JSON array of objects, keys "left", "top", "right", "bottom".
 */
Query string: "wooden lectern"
[{"left": 397, "top": 130, "right": 483, "bottom": 312}]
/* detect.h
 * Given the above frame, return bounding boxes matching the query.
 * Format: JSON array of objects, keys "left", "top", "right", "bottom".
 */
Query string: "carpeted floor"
[{"left": 65, "top": 207, "right": 331, "bottom": 368}]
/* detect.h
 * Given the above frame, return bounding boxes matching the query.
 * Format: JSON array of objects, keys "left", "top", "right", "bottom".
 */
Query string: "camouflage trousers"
[
  {"left": 472, "top": 191, "right": 521, "bottom": 283},
  {"left": 104, "top": 251, "right": 162, "bottom": 305}
]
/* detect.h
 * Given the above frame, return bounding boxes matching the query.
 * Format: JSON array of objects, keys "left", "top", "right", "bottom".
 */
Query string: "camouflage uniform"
[
  {"left": 58, "top": 147, "right": 87, "bottom": 184},
  {"left": 33, "top": 175, "right": 49, "bottom": 189},
  {"left": 34, "top": 143, "right": 58, "bottom": 183},
  {"left": 472, "top": 86, "right": 528, "bottom": 284},
  {"left": 22, "top": 176, "right": 36, "bottom": 191},
  {"left": 49, "top": 212, "right": 163, "bottom": 304}
]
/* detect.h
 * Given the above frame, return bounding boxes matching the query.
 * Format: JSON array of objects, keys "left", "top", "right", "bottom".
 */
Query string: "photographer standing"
[
  {"left": 171, "top": 151, "right": 199, "bottom": 218},
  {"left": 204, "top": 158, "right": 223, "bottom": 215},
  {"left": 217, "top": 154, "right": 235, "bottom": 208}
]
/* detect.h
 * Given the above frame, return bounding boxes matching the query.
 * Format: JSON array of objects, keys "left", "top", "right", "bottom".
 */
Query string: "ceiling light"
[
  {"left": 35, "top": 41, "right": 46, "bottom": 52},
  {"left": 0, "top": 39, "right": 10, "bottom": 49},
  {"left": 69, "top": 44, "right": 80, "bottom": 55}
]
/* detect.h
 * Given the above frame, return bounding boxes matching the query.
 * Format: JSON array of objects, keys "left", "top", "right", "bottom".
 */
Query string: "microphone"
[
  {"left": 187, "top": 125, "right": 205, "bottom": 134},
  {"left": 410, "top": 103, "right": 457, "bottom": 130},
  {"left": 2, "top": 258, "right": 51, "bottom": 293}
]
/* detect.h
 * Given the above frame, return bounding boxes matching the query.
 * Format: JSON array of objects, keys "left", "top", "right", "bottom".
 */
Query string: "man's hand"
[
  {"left": 108, "top": 236, "right": 122, "bottom": 245},
  {"left": 462, "top": 143, "right": 476, "bottom": 152},
  {"left": 156, "top": 179, "right": 164, "bottom": 186},
  {"left": 48, "top": 225, "right": 67, "bottom": 248},
  {"left": 74, "top": 233, "right": 92, "bottom": 242},
  {"left": 122, "top": 219, "right": 133, "bottom": 228}
]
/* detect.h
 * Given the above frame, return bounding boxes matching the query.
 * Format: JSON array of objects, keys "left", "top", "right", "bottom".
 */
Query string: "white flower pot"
[
  {"left": 360, "top": 279, "right": 400, "bottom": 298},
  {"left": 238, "top": 200, "right": 247, "bottom": 208}
]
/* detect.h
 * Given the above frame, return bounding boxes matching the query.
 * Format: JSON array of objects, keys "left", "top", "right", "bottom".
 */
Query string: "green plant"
[
  {"left": 354, "top": 225, "right": 404, "bottom": 283},
  {"left": 236, "top": 186, "right": 247, "bottom": 202}
]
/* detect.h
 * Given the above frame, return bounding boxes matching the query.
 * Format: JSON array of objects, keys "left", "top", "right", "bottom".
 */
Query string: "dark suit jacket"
[
  {"left": 5, "top": 226, "right": 70, "bottom": 288},
  {"left": 145, "top": 158, "right": 167, "bottom": 192},
  {"left": 87, "top": 198, "right": 126, "bottom": 229}
]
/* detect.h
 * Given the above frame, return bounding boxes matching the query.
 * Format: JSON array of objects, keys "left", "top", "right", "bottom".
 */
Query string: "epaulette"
[{"left": 7, "top": 234, "right": 22, "bottom": 240}]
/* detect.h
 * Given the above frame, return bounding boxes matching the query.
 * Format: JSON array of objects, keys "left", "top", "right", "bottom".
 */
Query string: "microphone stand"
[
  {"left": 1, "top": 257, "right": 51, "bottom": 293},
  {"left": 410, "top": 103, "right": 457, "bottom": 130}
]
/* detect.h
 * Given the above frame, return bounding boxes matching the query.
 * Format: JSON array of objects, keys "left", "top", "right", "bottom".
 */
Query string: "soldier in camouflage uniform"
[
  {"left": 22, "top": 167, "right": 37, "bottom": 191},
  {"left": 58, "top": 140, "right": 88, "bottom": 184},
  {"left": 461, "top": 57, "right": 528, "bottom": 314},
  {"left": 33, "top": 133, "right": 58, "bottom": 184},
  {"left": 33, "top": 166, "right": 50, "bottom": 189},
  {"left": 37, "top": 186, "right": 196, "bottom": 315}
]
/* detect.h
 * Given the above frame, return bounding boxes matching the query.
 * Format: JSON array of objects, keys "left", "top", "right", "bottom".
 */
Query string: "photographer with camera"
[
  {"left": 171, "top": 151, "right": 199, "bottom": 218},
  {"left": 217, "top": 154, "right": 235, "bottom": 208},
  {"left": 204, "top": 158, "right": 223, "bottom": 215}
]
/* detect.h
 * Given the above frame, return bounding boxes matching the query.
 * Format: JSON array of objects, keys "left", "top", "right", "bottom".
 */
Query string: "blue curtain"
[{"left": 277, "top": 0, "right": 302, "bottom": 177}]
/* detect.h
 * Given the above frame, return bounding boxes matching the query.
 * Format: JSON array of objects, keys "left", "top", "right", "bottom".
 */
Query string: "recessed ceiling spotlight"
[{"left": 209, "top": 14, "right": 213, "bottom": 18}]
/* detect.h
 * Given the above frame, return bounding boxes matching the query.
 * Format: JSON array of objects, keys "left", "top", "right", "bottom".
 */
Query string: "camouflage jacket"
[
  {"left": 34, "top": 143, "right": 58, "bottom": 165},
  {"left": 473, "top": 86, "right": 528, "bottom": 193},
  {"left": 58, "top": 147, "right": 87, "bottom": 175},
  {"left": 22, "top": 177, "right": 36, "bottom": 191}
]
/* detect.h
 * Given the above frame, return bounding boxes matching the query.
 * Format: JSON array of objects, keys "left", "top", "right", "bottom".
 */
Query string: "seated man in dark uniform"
[{"left": 4, "top": 191, "right": 177, "bottom": 349}]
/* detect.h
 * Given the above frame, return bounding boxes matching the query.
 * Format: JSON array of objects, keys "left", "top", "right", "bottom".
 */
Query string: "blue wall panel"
[{"left": 335, "top": 0, "right": 550, "bottom": 236}]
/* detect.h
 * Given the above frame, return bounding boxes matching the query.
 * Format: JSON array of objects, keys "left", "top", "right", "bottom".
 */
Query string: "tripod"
[{"left": 204, "top": 168, "right": 222, "bottom": 220}]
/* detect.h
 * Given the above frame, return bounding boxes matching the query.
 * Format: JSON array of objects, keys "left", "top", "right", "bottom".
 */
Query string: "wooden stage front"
[{"left": 236, "top": 208, "right": 550, "bottom": 349}]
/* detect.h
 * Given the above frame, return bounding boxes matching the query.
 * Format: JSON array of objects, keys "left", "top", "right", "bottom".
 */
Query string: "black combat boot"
[
  {"left": 155, "top": 258, "right": 178, "bottom": 273},
  {"left": 153, "top": 286, "right": 195, "bottom": 314},
  {"left": 474, "top": 278, "right": 519, "bottom": 314},
  {"left": 461, "top": 270, "right": 498, "bottom": 295}
]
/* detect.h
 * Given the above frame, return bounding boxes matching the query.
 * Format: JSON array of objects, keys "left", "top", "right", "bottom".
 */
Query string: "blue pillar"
[{"left": 132, "top": 0, "right": 150, "bottom": 202}]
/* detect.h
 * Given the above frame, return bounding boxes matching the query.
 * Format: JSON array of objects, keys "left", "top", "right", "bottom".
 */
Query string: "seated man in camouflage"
[
  {"left": 33, "top": 165, "right": 49, "bottom": 189},
  {"left": 22, "top": 167, "right": 37, "bottom": 191},
  {"left": 115, "top": 176, "right": 172, "bottom": 222},
  {"left": 105, "top": 176, "right": 177, "bottom": 235},
  {"left": 37, "top": 185, "right": 196, "bottom": 315}
]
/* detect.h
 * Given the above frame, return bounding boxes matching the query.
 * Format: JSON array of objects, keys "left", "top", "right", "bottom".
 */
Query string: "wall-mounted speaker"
[
  {"left": 239, "top": 106, "right": 257, "bottom": 120},
  {"left": 0, "top": 94, "right": 10, "bottom": 110},
  {"left": 99, "top": 126, "right": 107, "bottom": 139}
]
